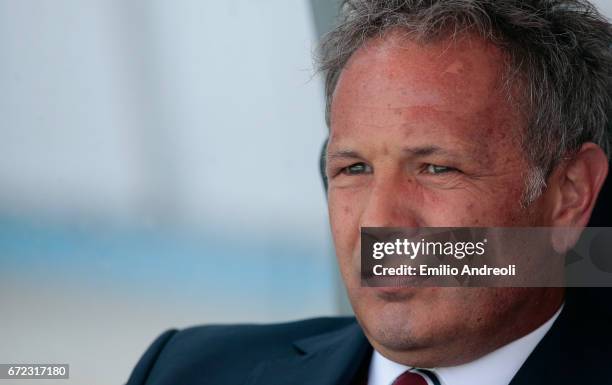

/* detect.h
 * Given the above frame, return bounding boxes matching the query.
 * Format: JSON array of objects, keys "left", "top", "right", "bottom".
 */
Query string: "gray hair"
[{"left": 317, "top": 0, "right": 612, "bottom": 205}]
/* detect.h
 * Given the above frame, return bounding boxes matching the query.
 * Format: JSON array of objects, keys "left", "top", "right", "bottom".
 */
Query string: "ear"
[
  {"left": 549, "top": 143, "right": 609, "bottom": 228},
  {"left": 320, "top": 137, "right": 329, "bottom": 194}
]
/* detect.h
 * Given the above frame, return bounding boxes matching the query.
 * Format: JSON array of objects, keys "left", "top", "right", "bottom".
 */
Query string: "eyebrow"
[
  {"left": 326, "top": 149, "right": 365, "bottom": 160},
  {"left": 403, "top": 145, "right": 457, "bottom": 158},
  {"left": 405, "top": 145, "right": 484, "bottom": 165},
  {"left": 327, "top": 145, "right": 468, "bottom": 160}
]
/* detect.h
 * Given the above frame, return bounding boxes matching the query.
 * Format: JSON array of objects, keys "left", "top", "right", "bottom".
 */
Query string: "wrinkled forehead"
[{"left": 329, "top": 30, "right": 524, "bottom": 139}]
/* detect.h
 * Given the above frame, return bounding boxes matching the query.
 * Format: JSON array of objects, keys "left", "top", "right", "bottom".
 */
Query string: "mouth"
[
  {"left": 351, "top": 254, "right": 431, "bottom": 301},
  {"left": 369, "top": 285, "right": 422, "bottom": 302},
  {"left": 360, "top": 268, "right": 432, "bottom": 287}
]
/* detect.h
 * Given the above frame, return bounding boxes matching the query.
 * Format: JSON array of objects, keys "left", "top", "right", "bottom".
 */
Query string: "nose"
[{"left": 359, "top": 172, "right": 423, "bottom": 229}]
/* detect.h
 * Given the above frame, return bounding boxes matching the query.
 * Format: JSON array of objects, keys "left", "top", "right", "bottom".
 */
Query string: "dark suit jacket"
[{"left": 126, "top": 288, "right": 612, "bottom": 385}]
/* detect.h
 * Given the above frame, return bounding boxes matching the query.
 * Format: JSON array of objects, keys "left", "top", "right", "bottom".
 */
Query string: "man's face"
[{"left": 326, "top": 32, "right": 559, "bottom": 366}]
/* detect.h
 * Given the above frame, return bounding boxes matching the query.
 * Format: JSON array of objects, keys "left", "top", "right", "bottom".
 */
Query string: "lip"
[
  {"left": 369, "top": 286, "right": 421, "bottom": 302},
  {"left": 361, "top": 271, "right": 431, "bottom": 288}
]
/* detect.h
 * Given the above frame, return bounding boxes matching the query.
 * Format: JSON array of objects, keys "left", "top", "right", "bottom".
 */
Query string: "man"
[{"left": 126, "top": 1, "right": 612, "bottom": 384}]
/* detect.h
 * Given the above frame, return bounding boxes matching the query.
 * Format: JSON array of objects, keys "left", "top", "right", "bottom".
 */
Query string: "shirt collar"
[{"left": 367, "top": 304, "right": 563, "bottom": 385}]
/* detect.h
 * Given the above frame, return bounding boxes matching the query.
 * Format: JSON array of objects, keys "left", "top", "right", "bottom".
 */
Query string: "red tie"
[{"left": 391, "top": 370, "right": 430, "bottom": 385}]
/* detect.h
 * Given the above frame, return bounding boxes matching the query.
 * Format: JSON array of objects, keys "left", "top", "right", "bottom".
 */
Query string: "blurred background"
[
  {"left": 1, "top": 1, "right": 611, "bottom": 385},
  {"left": 0, "top": 1, "right": 347, "bottom": 384}
]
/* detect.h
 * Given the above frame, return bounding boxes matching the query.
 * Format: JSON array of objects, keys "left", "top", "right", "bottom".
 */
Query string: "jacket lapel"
[
  {"left": 507, "top": 306, "right": 564, "bottom": 385},
  {"left": 246, "top": 321, "right": 372, "bottom": 385},
  {"left": 509, "top": 288, "right": 612, "bottom": 385}
]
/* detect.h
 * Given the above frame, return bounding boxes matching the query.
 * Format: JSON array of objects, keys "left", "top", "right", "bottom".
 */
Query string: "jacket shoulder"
[{"left": 126, "top": 316, "right": 356, "bottom": 385}]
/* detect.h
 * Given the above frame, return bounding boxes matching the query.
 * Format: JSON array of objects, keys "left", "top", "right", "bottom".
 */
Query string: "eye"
[
  {"left": 341, "top": 162, "right": 372, "bottom": 176},
  {"left": 425, "top": 164, "right": 457, "bottom": 175}
]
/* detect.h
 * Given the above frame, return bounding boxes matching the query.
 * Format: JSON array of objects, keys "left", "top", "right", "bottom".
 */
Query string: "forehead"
[{"left": 329, "top": 31, "right": 523, "bottom": 145}]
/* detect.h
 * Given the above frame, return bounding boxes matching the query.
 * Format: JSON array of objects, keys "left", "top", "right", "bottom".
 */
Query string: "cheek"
[
  {"left": 420, "top": 184, "right": 527, "bottom": 226},
  {"left": 328, "top": 189, "right": 367, "bottom": 281},
  {"left": 329, "top": 189, "right": 361, "bottom": 247},
  {"left": 473, "top": 185, "right": 530, "bottom": 225}
]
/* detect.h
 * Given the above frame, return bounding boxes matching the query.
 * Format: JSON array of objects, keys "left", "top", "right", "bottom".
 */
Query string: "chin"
[
  {"left": 351, "top": 288, "right": 438, "bottom": 351},
  {"left": 358, "top": 301, "right": 473, "bottom": 367}
]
